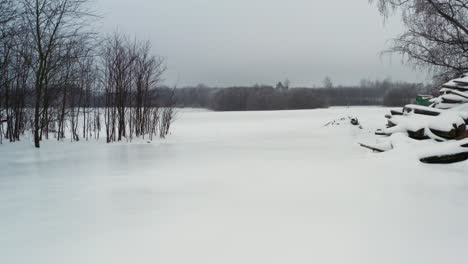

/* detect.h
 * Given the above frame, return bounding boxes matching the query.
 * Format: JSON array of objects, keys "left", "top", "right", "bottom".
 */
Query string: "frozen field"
[{"left": 1, "top": 107, "right": 468, "bottom": 264}]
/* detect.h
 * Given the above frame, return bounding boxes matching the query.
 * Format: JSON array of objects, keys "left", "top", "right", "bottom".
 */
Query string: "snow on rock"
[
  {"left": 443, "top": 75, "right": 468, "bottom": 90},
  {"left": 404, "top": 104, "right": 443, "bottom": 115},
  {"left": 441, "top": 94, "right": 468, "bottom": 103},
  {"left": 450, "top": 103, "right": 468, "bottom": 118},
  {"left": 418, "top": 138, "right": 468, "bottom": 158},
  {"left": 384, "top": 114, "right": 431, "bottom": 134},
  {"left": 428, "top": 111, "right": 465, "bottom": 132},
  {"left": 372, "top": 75, "right": 468, "bottom": 163},
  {"left": 381, "top": 100, "right": 468, "bottom": 141}
]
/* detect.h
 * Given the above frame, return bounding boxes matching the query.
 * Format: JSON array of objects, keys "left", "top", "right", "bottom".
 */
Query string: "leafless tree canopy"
[
  {"left": 371, "top": 0, "right": 468, "bottom": 81},
  {"left": 0, "top": 0, "right": 175, "bottom": 147},
  {"left": 101, "top": 33, "right": 172, "bottom": 143}
]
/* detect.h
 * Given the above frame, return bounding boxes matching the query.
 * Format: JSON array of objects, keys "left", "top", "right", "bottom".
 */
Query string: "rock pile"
[{"left": 370, "top": 76, "right": 468, "bottom": 164}]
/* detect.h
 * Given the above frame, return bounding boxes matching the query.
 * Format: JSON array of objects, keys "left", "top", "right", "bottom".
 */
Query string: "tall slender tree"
[{"left": 21, "top": 0, "right": 94, "bottom": 147}]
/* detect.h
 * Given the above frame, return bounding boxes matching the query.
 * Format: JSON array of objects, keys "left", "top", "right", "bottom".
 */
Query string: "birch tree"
[{"left": 371, "top": 0, "right": 468, "bottom": 81}]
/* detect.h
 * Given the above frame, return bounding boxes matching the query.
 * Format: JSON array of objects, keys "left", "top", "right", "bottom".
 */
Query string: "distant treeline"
[
  {"left": 6, "top": 79, "right": 424, "bottom": 111},
  {"left": 173, "top": 79, "right": 432, "bottom": 111}
]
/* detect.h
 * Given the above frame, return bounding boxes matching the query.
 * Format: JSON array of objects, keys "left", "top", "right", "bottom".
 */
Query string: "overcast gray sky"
[{"left": 95, "top": 0, "right": 427, "bottom": 87}]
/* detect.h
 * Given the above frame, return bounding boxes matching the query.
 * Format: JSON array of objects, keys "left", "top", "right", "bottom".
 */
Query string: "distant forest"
[
  {"left": 172, "top": 79, "right": 433, "bottom": 111},
  {"left": 8, "top": 78, "right": 430, "bottom": 112}
]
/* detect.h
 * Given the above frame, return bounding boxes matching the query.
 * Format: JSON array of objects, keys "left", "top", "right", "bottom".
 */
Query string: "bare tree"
[
  {"left": 0, "top": 0, "right": 18, "bottom": 27},
  {"left": 102, "top": 33, "right": 133, "bottom": 142},
  {"left": 133, "top": 41, "right": 165, "bottom": 138},
  {"left": 283, "top": 79, "right": 291, "bottom": 90},
  {"left": 323, "top": 76, "right": 333, "bottom": 88},
  {"left": 0, "top": 0, "right": 30, "bottom": 143},
  {"left": 1, "top": 0, "right": 175, "bottom": 147},
  {"left": 102, "top": 33, "right": 168, "bottom": 143},
  {"left": 21, "top": 0, "right": 95, "bottom": 148},
  {"left": 159, "top": 88, "right": 176, "bottom": 138},
  {"left": 371, "top": 0, "right": 468, "bottom": 80}
]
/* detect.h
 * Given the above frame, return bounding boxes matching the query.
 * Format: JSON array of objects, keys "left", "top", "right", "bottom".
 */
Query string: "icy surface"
[{"left": 1, "top": 107, "right": 468, "bottom": 264}]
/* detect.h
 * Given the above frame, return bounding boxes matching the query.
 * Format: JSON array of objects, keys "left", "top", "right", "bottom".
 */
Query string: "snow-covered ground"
[{"left": 1, "top": 107, "right": 468, "bottom": 264}]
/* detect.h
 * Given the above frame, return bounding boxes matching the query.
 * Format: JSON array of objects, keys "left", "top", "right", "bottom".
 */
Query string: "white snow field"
[{"left": 1, "top": 107, "right": 468, "bottom": 264}]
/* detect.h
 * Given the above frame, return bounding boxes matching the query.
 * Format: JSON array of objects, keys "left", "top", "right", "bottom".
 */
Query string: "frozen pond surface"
[{"left": 1, "top": 107, "right": 468, "bottom": 264}]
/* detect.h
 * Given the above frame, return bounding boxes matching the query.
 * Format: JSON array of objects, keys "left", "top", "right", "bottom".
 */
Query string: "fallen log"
[
  {"left": 375, "top": 129, "right": 391, "bottom": 136},
  {"left": 453, "top": 80, "right": 468, "bottom": 88},
  {"left": 450, "top": 90, "right": 468, "bottom": 99},
  {"left": 441, "top": 97, "right": 468, "bottom": 104},
  {"left": 387, "top": 119, "right": 397, "bottom": 128},
  {"left": 407, "top": 128, "right": 429, "bottom": 140},
  {"left": 390, "top": 110, "right": 403, "bottom": 116},
  {"left": 403, "top": 105, "right": 442, "bottom": 116},
  {"left": 456, "top": 130, "right": 468, "bottom": 140},
  {"left": 429, "top": 124, "right": 466, "bottom": 140},
  {"left": 420, "top": 152, "right": 468, "bottom": 164},
  {"left": 442, "top": 91, "right": 468, "bottom": 101},
  {"left": 442, "top": 79, "right": 468, "bottom": 91},
  {"left": 434, "top": 102, "right": 463, "bottom": 109},
  {"left": 358, "top": 143, "right": 391, "bottom": 153}
]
